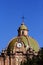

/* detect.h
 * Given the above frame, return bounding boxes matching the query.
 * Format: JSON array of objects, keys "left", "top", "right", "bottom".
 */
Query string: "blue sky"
[{"left": 0, "top": 0, "right": 43, "bottom": 52}]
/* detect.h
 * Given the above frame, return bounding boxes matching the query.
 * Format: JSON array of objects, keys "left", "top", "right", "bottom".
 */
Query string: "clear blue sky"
[{"left": 0, "top": 0, "right": 43, "bottom": 52}]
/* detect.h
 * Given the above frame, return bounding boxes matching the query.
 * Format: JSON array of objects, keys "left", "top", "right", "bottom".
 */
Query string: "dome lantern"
[{"left": 18, "top": 22, "right": 28, "bottom": 36}]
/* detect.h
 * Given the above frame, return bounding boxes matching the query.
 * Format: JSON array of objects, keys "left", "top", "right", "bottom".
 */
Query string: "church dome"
[
  {"left": 7, "top": 36, "right": 39, "bottom": 52},
  {"left": 7, "top": 21, "right": 39, "bottom": 53}
]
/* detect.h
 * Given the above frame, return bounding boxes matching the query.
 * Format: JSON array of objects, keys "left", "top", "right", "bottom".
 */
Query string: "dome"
[
  {"left": 18, "top": 23, "right": 28, "bottom": 31},
  {"left": 7, "top": 36, "right": 39, "bottom": 52}
]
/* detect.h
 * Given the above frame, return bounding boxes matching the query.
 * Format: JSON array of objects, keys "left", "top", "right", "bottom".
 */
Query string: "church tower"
[{"left": 0, "top": 18, "right": 39, "bottom": 65}]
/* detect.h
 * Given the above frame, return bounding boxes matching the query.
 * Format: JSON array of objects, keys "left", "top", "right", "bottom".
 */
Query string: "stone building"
[{"left": 0, "top": 20, "right": 39, "bottom": 65}]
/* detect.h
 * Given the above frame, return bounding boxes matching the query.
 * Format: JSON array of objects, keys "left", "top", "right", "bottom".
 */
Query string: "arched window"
[{"left": 22, "top": 30, "right": 24, "bottom": 35}]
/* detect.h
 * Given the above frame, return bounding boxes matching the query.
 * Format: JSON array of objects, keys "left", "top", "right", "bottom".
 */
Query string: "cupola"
[{"left": 18, "top": 22, "right": 28, "bottom": 36}]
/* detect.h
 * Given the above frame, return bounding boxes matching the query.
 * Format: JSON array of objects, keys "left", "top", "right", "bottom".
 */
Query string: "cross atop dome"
[{"left": 21, "top": 16, "right": 25, "bottom": 25}]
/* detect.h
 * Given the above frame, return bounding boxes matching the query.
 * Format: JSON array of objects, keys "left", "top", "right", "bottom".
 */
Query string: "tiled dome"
[{"left": 7, "top": 36, "right": 39, "bottom": 52}]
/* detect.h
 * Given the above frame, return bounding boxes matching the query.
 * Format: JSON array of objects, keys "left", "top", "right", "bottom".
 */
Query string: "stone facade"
[{"left": 0, "top": 45, "right": 38, "bottom": 65}]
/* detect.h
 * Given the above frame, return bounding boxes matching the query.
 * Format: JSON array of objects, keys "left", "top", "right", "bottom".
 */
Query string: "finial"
[{"left": 21, "top": 16, "right": 25, "bottom": 25}]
